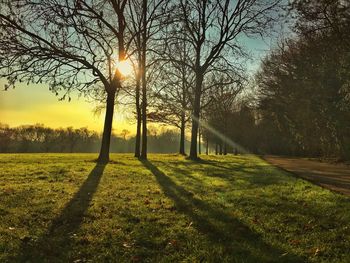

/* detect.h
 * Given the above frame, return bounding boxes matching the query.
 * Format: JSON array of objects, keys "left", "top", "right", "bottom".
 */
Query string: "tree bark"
[
  {"left": 179, "top": 75, "right": 187, "bottom": 155},
  {"left": 198, "top": 127, "right": 201, "bottom": 155},
  {"left": 140, "top": 0, "right": 148, "bottom": 159},
  {"left": 206, "top": 138, "right": 209, "bottom": 155},
  {"left": 141, "top": 99, "right": 147, "bottom": 159},
  {"left": 97, "top": 89, "right": 116, "bottom": 164},
  {"left": 223, "top": 120, "right": 227, "bottom": 155},
  {"left": 179, "top": 111, "right": 186, "bottom": 155},
  {"left": 134, "top": 78, "right": 141, "bottom": 158},
  {"left": 189, "top": 71, "right": 203, "bottom": 159}
]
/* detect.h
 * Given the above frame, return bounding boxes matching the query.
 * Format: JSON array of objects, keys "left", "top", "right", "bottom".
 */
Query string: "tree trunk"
[
  {"left": 206, "top": 138, "right": 209, "bottom": 155},
  {"left": 179, "top": 76, "right": 186, "bottom": 155},
  {"left": 215, "top": 143, "right": 218, "bottom": 155},
  {"left": 223, "top": 121, "right": 227, "bottom": 155},
  {"left": 198, "top": 127, "right": 201, "bottom": 155},
  {"left": 179, "top": 111, "right": 186, "bottom": 155},
  {"left": 97, "top": 89, "right": 116, "bottom": 164},
  {"left": 141, "top": 98, "right": 147, "bottom": 159},
  {"left": 189, "top": 71, "right": 203, "bottom": 159},
  {"left": 219, "top": 143, "right": 223, "bottom": 155},
  {"left": 140, "top": 0, "right": 148, "bottom": 159},
  {"left": 134, "top": 77, "right": 141, "bottom": 158}
]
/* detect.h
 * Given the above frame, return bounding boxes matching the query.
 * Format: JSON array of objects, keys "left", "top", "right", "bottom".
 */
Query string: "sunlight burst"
[{"left": 116, "top": 59, "right": 133, "bottom": 77}]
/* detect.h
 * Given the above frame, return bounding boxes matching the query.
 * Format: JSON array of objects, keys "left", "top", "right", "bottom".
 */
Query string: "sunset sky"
[
  {"left": 0, "top": 79, "right": 135, "bottom": 134},
  {"left": 0, "top": 37, "right": 272, "bottom": 134}
]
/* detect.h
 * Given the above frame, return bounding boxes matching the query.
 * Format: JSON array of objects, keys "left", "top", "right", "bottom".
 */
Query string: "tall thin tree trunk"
[
  {"left": 223, "top": 121, "right": 227, "bottom": 155},
  {"left": 140, "top": 0, "right": 148, "bottom": 159},
  {"left": 189, "top": 71, "right": 203, "bottom": 159},
  {"left": 198, "top": 127, "right": 201, "bottom": 155},
  {"left": 179, "top": 111, "right": 186, "bottom": 155},
  {"left": 219, "top": 143, "right": 223, "bottom": 155},
  {"left": 179, "top": 74, "right": 186, "bottom": 155},
  {"left": 206, "top": 138, "right": 209, "bottom": 155},
  {"left": 97, "top": 2, "right": 125, "bottom": 164},
  {"left": 98, "top": 89, "right": 116, "bottom": 164},
  {"left": 141, "top": 83, "right": 147, "bottom": 159},
  {"left": 134, "top": 78, "right": 141, "bottom": 157},
  {"left": 215, "top": 143, "right": 218, "bottom": 155}
]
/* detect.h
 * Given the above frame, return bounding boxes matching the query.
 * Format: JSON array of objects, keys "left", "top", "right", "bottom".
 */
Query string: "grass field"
[{"left": 0, "top": 154, "right": 349, "bottom": 262}]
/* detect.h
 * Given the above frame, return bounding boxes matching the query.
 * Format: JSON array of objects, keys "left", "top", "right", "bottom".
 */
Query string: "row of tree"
[
  {"left": 0, "top": 123, "right": 190, "bottom": 154},
  {"left": 0, "top": 0, "right": 283, "bottom": 163},
  {"left": 2, "top": 0, "right": 348, "bottom": 160}
]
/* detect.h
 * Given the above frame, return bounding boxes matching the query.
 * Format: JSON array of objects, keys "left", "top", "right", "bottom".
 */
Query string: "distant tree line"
[
  {"left": 254, "top": 0, "right": 350, "bottom": 160},
  {"left": 0, "top": 123, "right": 188, "bottom": 154}
]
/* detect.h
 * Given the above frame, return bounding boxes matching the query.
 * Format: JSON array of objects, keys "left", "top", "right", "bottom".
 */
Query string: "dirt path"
[{"left": 264, "top": 156, "right": 350, "bottom": 196}]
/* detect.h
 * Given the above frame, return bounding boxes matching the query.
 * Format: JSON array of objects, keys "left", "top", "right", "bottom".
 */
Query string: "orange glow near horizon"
[{"left": 0, "top": 79, "right": 136, "bottom": 134}]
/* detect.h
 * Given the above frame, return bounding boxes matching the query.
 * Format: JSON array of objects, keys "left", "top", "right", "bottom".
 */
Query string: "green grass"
[{"left": 0, "top": 154, "right": 349, "bottom": 262}]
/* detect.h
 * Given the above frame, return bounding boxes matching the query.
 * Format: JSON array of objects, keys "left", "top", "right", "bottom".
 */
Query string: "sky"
[
  {"left": 0, "top": 79, "right": 135, "bottom": 134},
  {"left": 0, "top": 38, "right": 273, "bottom": 135},
  {"left": 0, "top": 0, "right": 292, "bottom": 137}
]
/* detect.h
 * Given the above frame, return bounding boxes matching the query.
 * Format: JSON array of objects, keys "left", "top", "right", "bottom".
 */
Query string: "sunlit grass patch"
[{"left": 0, "top": 154, "right": 349, "bottom": 262}]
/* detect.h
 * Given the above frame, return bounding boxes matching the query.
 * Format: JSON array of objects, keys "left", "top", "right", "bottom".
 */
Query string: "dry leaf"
[
  {"left": 123, "top": 242, "right": 132, "bottom": 248},
  {"left": 131, "top": 256, "right": 141, "bottom": 262},
  {"left": 289, "top": 239, "right": 301, "bottom": 246},
  {"left": 252, "top": 216, "right": 259, "bottom": 224},
  {"left": 168, "top": 239, "right": 178, "bottom": 247}
]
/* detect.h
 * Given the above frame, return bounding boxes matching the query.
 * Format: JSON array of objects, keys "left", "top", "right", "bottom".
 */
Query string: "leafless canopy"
[{"left": 0, "top": 0, "right": 131, "bottom": 99}]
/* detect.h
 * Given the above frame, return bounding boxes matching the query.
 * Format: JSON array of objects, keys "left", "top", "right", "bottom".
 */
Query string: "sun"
[{"left": 116, "top": 59, "right": 133, "bottom": 77}]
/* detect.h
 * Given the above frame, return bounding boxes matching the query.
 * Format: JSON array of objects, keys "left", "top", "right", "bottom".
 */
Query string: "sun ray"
[{"left": 116, "top": 59, "right": 133, "bottom": 77}]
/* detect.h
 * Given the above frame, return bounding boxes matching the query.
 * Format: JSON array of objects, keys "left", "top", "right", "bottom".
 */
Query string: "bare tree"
[
  {"left": 126, "top": 1, "right": 143, "bottom": 157},
  {"left": 0, "top": 0, "right": 133, "bottom": 163},
  {"left": 209, "top": 82, "right": 244, "bottom": 153},
  {"left": 120, "top": 129, "right": 130, "bottom": 140},
  {"left": 149, "top": 36, "right": 194, "bottom": 155},
  {"left": 173, "top": 0, "right": 282, "bottom": 159},
  {"left": 126, "top": 0, "right": 169, "bottom": 159}
]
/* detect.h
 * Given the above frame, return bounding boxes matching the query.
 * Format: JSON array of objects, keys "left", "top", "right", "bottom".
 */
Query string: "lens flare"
[{"left": 116, "top": 59, "right": 133, "bottom": 77}]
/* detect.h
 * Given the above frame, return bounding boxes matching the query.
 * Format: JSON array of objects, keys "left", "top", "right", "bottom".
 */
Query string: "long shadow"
[
  {"left": 15, "top": 164, "right": 106, "bottom": 262},
  {"left": 140, "top": 159, "right": 303, "bottom": 262},
  {"left": 196, "top": 158, "right": 238, "bottom": 171},
  {"left": 163, "top": 158, "right": 291, "bottom": 190}
]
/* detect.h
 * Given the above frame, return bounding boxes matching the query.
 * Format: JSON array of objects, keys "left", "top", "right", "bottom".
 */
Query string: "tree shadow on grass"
[
  {"left": 15, "top": 164, "right": 106, "bottom": 262},
  {"left": 196, "top": 158, "right": 237, "bottom": 171},
  {"left": 161, "top": 158, "right": 292, "bottom": 190},
  {"left": 140, "top": 159, "right": 303, "bottom": 262}
]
